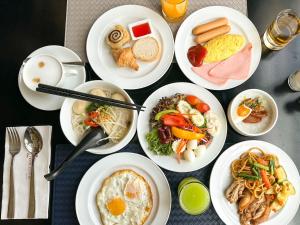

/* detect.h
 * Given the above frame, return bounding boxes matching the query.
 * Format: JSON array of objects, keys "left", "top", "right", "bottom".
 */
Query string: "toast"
[{"left": 132, "top": 37, "right": 160, "bottom": 62}]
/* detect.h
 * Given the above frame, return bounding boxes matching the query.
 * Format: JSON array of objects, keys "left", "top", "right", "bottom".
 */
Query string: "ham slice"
[
  {"left": 208, "top": 43, "right": 252, "bottom": 80},
  {"left": 192, "top": 63, "right": 228, "bottom": 85}
]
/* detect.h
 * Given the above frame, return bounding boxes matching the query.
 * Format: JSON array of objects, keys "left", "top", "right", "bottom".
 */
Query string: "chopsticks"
[{"left": 36, "top": 83, "right": 145, "bottom": 111}]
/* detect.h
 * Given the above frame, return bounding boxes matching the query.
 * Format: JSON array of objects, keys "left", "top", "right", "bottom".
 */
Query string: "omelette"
[
  {"left": 96, "top": 169, "right": 153, "bottom": 225},
  {"left": 204, "top": 34, "right": 245, "bottom": 63}
]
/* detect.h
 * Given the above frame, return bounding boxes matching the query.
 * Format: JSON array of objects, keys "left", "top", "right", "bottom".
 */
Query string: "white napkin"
[{"left": 1, "top": 126, "right": 52, "bottom": 219}]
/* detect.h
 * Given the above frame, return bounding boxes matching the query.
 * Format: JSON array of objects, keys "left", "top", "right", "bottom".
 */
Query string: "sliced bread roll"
[{"left": 132, "top": 37, "right": 160, "bottom": 62}]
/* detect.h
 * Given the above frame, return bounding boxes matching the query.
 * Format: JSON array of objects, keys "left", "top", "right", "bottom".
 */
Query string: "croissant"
[{"left": 111, "top": 47, "right": 139, "bottom": 71}]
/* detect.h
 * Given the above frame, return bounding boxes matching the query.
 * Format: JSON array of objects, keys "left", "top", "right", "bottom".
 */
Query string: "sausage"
[
  {"left": 192, "top": 17, "right": 228, "bottom": 35},
  {"left": 194, "top": 25, "right": 231, "bottom": 43}
]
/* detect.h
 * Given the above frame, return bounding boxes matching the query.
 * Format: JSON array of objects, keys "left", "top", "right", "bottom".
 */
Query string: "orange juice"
[{"left": 161, "top": 0, "right": 188, "bottom": 23}]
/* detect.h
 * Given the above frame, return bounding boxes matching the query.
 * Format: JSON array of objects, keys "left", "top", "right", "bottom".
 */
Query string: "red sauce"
[
  {"left": 187, "top": 44, "right": 207, "bottom": 67},
  {"left": 132, "top": 23, "right": 151, "bottom": 38}
]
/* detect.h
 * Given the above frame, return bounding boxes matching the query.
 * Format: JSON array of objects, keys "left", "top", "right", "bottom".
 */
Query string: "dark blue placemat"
[{"left": 52, "top": 143, "right": 231, "bottom": 225}]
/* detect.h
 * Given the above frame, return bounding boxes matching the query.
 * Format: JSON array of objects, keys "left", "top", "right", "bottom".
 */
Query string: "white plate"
[
  {"left": 210, "top": 140, "right": 300, "bottom": 225},
  {"left": 86, "top": 5, "right": 174, "bottom": 90},
  {"left": 18, "top": 45, "right": 86, "bottom": 110},
  {"left": 137, "top": 82, "right": 227, "bottom": 172},
  {"left": 60, "top": 80, "right": 137, "bottom": 154},
  {"left": 76, "top": 152, "right": 171, "bottom": 225},
  {"left": 175, "top": 6, "right": 261, "bottom": 90}
]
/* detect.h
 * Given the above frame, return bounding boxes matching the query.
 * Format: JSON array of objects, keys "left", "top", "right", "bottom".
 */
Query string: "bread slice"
[{"left": 132, "top": 37, "right": 160, "bottom": 62}]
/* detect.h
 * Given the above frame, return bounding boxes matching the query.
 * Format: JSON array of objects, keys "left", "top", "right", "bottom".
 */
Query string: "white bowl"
[
  {"left": 60, "top": 80, "right": 138, "bottom": 154},
  {"left": 227, "top": 89, "right": 278, "bottom": 136}
]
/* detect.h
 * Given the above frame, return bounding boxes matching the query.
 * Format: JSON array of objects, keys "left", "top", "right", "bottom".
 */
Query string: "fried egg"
[{"left": 96, "top": 169, "right": 152, "bottom": 225}]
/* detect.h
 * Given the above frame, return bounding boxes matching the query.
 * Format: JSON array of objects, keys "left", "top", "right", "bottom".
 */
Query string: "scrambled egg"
[{"left": 204, "top": 34, "right": 245, "bottom": 63}]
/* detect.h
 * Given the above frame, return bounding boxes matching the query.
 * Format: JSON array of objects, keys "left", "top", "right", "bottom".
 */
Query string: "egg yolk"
[
  {"left": 106, "top": 197, "right": 126, "bottom": 216},
  {"left": 237, "top": 105, "right": 251, "bottom": 117}
]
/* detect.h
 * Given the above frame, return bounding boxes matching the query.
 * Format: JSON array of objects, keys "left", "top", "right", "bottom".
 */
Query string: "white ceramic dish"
[
  {"left": 227, "top": 89, "right": 278, "bottom": 136},
  {"left": 210, "top": 140, "right": 300, "bottom": 225},
  {"left": 86, "top": 5, "right": 174, "bottom": 90},
  {"left": 18, "top": 45, "right": 86, "bottom": 111},
  {"left": 137, "top": 82, "right": 227, "bottom": 172},
  {"left": 175, "top": 6, "right": 261, "bottom": 90},
  {"left": 128, "top": 19, "right": 153, "bottom": 41},
  {"left": 60, "top": 80, "right": 137, "bottom": 154},
  {"left": 76, "top": 152, "right": 171, "bottom": 225}
]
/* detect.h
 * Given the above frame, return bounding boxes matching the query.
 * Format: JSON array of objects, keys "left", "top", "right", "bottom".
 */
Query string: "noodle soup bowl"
[{"left": 60, "top": 80, "right": 137, "bottom": 154}]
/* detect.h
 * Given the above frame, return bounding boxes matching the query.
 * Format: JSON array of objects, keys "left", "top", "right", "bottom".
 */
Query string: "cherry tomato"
[
  {"left": 84, "top": 119, "right": 99, "bottom": 127},
  {"left": 186, "top": 95, "right": 201, "bottom": 105},
  {"left": 196, "top": 102, "right": 210, "bottom": 113},
  {"left": 187, "top": 44, "right": 207, "bottom": 67}
]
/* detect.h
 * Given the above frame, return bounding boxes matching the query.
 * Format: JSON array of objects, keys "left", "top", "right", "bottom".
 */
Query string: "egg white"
[{"left": 96, "top": 169, "right": 152, "bottom": 225}]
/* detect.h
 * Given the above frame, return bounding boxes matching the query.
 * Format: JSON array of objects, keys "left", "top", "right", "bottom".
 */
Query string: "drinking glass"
[
  {"left": 263, "top": 9, "right": 300, "bottom": 50},
  {"left": 178, "top": 177, "right": 210, "bottom": 215},
  {"left": 288, "top": 70, "right": 300, "bottom": 91},
  {"left": 161, "top": 0, "right": 188, "bottom": 23}
]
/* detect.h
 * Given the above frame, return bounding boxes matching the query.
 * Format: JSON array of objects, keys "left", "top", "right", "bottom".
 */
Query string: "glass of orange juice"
[{"left": 161, "top": 0, "right": 188, "bottom": 23}]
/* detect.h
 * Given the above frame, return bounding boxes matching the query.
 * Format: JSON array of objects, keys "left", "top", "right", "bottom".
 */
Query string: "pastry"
[
  {"left": 106, "top": 25, "right": 130, "bottom": 49},
  {"left": 132, "top": 37, "right": 160, "bottom": 62},
  {"left": 111, "top": 47, "right": 139, "bottom": 71}
]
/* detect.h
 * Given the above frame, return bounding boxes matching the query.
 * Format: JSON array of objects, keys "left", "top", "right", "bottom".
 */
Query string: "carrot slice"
[{"left": 261, "top": 170, "right": 271, "bottom": 189}]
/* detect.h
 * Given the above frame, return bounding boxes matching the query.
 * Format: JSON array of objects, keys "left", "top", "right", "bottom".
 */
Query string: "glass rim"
[
  {"left": 162, "top": 0, "right": 187, "bottom": 4},
  {"left": 276, "top": 9, "right": 299, "bottom": 21},
  {"left": 178, "top": 180, "right": 211, "bottom": 216}
]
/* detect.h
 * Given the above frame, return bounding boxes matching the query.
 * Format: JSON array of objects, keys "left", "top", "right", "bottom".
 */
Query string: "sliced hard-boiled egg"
[
  {"left": 194, "top": 145, "right": 206, "bottom": 158},
  {"left": 189, "top": 109, "right": 205, "bottom": 127},
  {"left": 234, "top": 104, "right": 252, "bottom": 123},
  {"left": 172, "top": 139, "right": 186, "bottom": 153},
  {"left": 106, "top": 197, "right": 126, "bottom": 216},
  {"left": 186, "top": 139, "right": 198, "bottom": 151},
  {"left": 177, "top": 100, "right": 192, "bottom": 115},
  {"left": 184, "top": 149, "right": 196, "bottom": 162}
]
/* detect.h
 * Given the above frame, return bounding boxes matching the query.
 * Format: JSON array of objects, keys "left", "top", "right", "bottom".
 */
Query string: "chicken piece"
[
  {"left": 253, "top": 205, "right": 271, "bottom": 224},
  {"left": 252, "top": 202, "right": 266, "bottom": 220},
  {"left": 239, "top": 190, "right": 255, "bottom": 212},
  {"left": 111, "top": 47, "right": 139, "bottom": 71},
  {"left": 225, "top": 179, "right": 245, "bottom": 203}
]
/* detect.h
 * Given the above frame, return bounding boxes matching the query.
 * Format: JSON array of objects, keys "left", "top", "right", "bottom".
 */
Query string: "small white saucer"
[{"left": 18, "top": 45, "right": 86, "bottom": 111}]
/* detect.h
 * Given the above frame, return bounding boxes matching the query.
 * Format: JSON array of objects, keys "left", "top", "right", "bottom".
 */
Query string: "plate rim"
[
  {"left": 137, "top": 81, "right": 227, "bottom": 172},
  {"left": 86, "top": 4, "right": 175, "bottom": 90},
  {"left": 18, "top": 45, "right": 86, "bottom": 111},
  {"left": 209, "top": 140, "right": 300, "bottom": 225},
  {"left": 75, "top": 152, "right": 172, "bottom": 225},
  {"left": 175, "top": 5, "right": 262, "bottom": 90}
]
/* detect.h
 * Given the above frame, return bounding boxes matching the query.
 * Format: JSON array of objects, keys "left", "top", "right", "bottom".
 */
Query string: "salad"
[{"left": 146, "top": 94, "right": 220, "bottom": 163}]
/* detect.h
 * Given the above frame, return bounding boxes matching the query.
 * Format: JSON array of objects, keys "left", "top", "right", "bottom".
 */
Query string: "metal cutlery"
[
  {"left": 7, "top": 127, "right": 21, "bottom": 218},
  {"left": 24, "top": 127, "right": 43, "bottom": 218}
]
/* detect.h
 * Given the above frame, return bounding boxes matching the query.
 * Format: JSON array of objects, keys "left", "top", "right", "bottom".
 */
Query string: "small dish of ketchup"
[{"left": 128, "top": 19, "right": 153, "bottom": 40}]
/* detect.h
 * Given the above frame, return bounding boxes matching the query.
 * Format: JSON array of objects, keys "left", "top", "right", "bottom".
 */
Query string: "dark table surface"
[{"left": 0, "top": 0, "right": 299, "bottom": 224}]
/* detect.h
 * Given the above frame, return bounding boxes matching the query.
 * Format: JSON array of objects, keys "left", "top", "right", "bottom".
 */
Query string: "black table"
[{"left": 0, "top": 0, "right": 299, "bottom": 225}]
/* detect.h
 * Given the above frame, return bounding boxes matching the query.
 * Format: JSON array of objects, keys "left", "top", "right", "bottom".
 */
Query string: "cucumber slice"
[
  {"left": 189, "top": 109, "right": 205, "bottom": 127},
  {"left": 177, "top": 100, "right": 192, "bottom": 114}
]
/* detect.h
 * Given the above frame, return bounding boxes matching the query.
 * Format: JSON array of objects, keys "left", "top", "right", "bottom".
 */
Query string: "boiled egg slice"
[{"left": 234, "top": 104, "right": 252, "bottom": 123}]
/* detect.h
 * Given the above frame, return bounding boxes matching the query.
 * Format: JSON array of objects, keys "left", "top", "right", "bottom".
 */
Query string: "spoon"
[
  {"left": 44, "top": 127, "right": 108, "bottom": 181},
  {"left": 24, "top": 127, "right": 43, "bottom": 219}
]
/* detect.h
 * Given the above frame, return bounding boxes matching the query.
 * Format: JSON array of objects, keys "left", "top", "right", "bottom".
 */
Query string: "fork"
[{"left": 7, "top": 127, "right": 21, "bottom": 218}]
